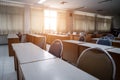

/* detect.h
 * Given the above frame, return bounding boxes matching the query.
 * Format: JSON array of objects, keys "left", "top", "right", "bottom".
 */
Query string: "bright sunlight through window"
[{"left": 44, "top": 9, "right": 57, "bottom": 33}]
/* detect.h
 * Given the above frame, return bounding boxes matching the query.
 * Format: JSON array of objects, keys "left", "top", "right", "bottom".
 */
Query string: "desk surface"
[
  {"left": 7, "top": 34, "right": 18, "bottom": 38},
  {"left": 92, "top": 38, "right": 120, "bottom": 43},
  {"left": 107, "top": 48, "right": 120, "bottom": 54},
  {"left": 78, "top": 43, "right": 113, "bottom": 50},
  {"left": 21, "top": 58, "right": 99, "bottom": 80},
  {"left": 48, "top": 34, "right": 69, "bottom": 37},
  {"left": 12, "top": 43, "right": 55, "bottom": 64},
  {"left": 63, "top": 40, "right": 85, "bottom": 44}
]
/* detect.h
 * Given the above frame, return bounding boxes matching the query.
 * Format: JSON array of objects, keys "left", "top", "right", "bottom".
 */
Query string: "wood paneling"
[
  {"left": 62, "top": 42, "right": 79, "bottom": 64},
  {"left": 8, "top": 38, "right": 19, "bottom": 56}
]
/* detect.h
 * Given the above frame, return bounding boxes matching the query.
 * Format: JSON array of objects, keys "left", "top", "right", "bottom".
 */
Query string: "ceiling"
[{"left": 1, "top": 0, "right": 120, "bottom": 16}]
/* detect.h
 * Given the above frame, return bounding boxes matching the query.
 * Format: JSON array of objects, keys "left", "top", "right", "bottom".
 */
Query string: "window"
[
  {"left": 0, "top": 5, "right": 24, "bottom": 34},
  {"left": 44, "top": 9, "right": 57, "bottom": 33}
]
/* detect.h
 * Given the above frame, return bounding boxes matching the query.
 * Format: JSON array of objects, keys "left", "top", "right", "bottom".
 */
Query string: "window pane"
[{"left": 44, "top": 9, "right": 57, "bottom": 33}]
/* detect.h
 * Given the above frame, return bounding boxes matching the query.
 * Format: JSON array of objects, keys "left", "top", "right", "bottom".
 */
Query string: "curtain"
[
  {"left": 73, "top": 14, "right": 95, "bottom": 33},
  {"left": 0, "top": 5, "right": 24, "bottom": 34},
  {"left": 57, "top": 11, "right": 67, "bottom": 33},
  {"left": 30, "top": 7, "right": 44, "bottom": 34},
  {"left": 24, "top": 5, "right": 31, "bottom": 34},
  {"left": 96, "top": 17, "right": 111, "bottom": 32}
]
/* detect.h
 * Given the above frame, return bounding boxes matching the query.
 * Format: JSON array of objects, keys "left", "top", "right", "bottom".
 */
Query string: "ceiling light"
[{"left": 38, "top": 0, "right": 46, "bottom": 4}]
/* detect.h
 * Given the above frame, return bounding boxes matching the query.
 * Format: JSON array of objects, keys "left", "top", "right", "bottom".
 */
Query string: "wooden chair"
[
  {"left": 49, "top": 39, "right": 63, "bottom": 58},
  {"left": 77, "top": 47, "right": 116, "bottom": 80},
  {"left": 79, "top": 36, "right": 86, "bottom": 42}
]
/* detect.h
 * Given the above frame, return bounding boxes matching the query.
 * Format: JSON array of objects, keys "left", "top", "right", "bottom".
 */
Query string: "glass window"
[{"left": 44, "top": 9, "right": 57, "bottom": 33}]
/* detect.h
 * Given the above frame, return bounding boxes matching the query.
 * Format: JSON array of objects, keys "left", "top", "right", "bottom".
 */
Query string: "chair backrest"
[
  {"left": 96, "top": 38, "right": 112, "bottom": 46},
  {"left": 79, "top": 36, "right": 86, "bottom": 42},
  {"left": 77, "top": 47, "right": 116, "bottom": 80},
  {"left": 38, "top": 37, "right": 46, "bottom": 50},
  {"left": 21, "top": 34, "right": 26, "bottom": 43},
  {"left": 49, "top": 39, "right": 63, "bottom": 58}
]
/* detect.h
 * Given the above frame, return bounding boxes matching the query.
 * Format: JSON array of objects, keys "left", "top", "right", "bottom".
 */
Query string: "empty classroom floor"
[{"left": 0, "top": 45, "right": 17, "bottom": 80}]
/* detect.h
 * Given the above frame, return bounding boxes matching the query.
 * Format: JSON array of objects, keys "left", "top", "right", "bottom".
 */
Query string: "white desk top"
[
  {"left": 92, "top": 38, "right": 120, "bottom": 43},
  {"left": 63, "top": 40, "right": 85, "bottom": 44},
  {"left": 49, "top": 34, "right": 69, "bottom": 37},
  {"left": 21, "top": 58, "right": 99, "bottom": 80},
  {"left": 78, "top": 43, "right": 113, "bottom": 50},
  {"left": 12, "top": 43, "right": 55, "bottom": 64},
  {"left": 7, "top": 34, "right": 18, "bottom": 38},
  {"left": 107, "top": 48, "right": 120, "bottom": 54}
]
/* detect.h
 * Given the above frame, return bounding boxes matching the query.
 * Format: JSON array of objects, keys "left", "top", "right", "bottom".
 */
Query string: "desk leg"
[
  {"left": 109, "top": 52, "right": 120, "bottom": 80},
  {"left": 14, "top": 54, "right": 19, "bottom": 80}
]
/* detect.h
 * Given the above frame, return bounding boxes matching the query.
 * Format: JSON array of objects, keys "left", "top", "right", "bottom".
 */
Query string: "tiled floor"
[{"left": 0, "top": 45, "right": 17, "bottom": 80}]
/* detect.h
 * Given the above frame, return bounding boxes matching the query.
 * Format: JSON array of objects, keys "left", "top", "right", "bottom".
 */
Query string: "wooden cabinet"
[
  {"left": 8, "top": 34, "right": 19, "bottom": 56},
  {"left": 26, "top": 34, "right": 46, "bottom": 50},
  {"left": 62, "top": 40, "right": 84, "bottom": 64},
  {"left": 46, "top": 34, "right": 70, "bottom": 44},
  {"left": 107, "top": 48, "right": 120, "bottom": 80},
  {"left": 62, "top": 42, "right": 79, "bottom": 64}
]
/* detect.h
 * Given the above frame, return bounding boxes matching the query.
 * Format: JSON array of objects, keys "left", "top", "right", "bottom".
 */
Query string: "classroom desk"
[
  {"left": 12, "top": 43, "right": 56, "bottom": 80},
  {"left": 78, "top": 43, "right": 120, "bottom": 80},
  {"left": 112, "top": 40, "right": 120, "bottom": 48},
  {"left": 115, "top": 37, "right": 120, "bottom": 40},
  {"left": 92, "top": 38, "right": 120, "bottom": 48},
  {"left": 7, "top": 34, "right": 19, "bottom": 56},
  {"left": 107, "top": 48, "right": 120, "bottom": 80},
  {"left": 26, "top": 34, "right": 46, "bottom": 49},
  {"left": 62, "top": 40, "right": 85, "bottom": 64},
  {"left": 78, "top": 43, "right": 113, "bottom": 58},
  {"left": 12, "top": 42, "right": 55, "bottom": 64},
  {"left": 21, "top": 58, "right": 99, "bottom": 80},
  {"left": 79, "top": 43, "right": 113, "bottom": 52},
  {"left": 46, "top": 34, "right": 70, "bottom": 44},
  {"left": 107, "top": 48, "right": 120, "bottom": 54}
]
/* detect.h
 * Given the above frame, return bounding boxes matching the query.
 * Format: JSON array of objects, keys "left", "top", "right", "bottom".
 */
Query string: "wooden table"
[
  {"left": 62, "top": 40, "right": 85, "bottom": 64},
  {"left": 112, "top": 40, "right": 120, "bottom": 48},
  {"left": 12, "top": 43, "right": 56, "bottom": 80},
  {"left": 92, "top": 38, "right": 120, "bottom": 48},
  {"left": 21, "top": 58, "right": 99, "bottom": 80},
  {"left": 78, "top": 43, "right": 120, "bottom": 80},
  {"left": 78, "top": 43, "right": 113, "bottom": 57},
  {"left": 107, "top": 48, "right": 120, "bottom": 80},
  {"left": 7, "top": 34, "right": 19, "bottom": 56},
  {"left": 26, "top": 34, "right": 46, "bottom": 50},
  {"left": 115, "top": 37, "right": 120, "bottom": 40},
  {"left": 12, "top": 42, "right": 55, "bottom": 64},
  {"left": 46, "top": 34, "right": 70, "bottom": 44}
]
